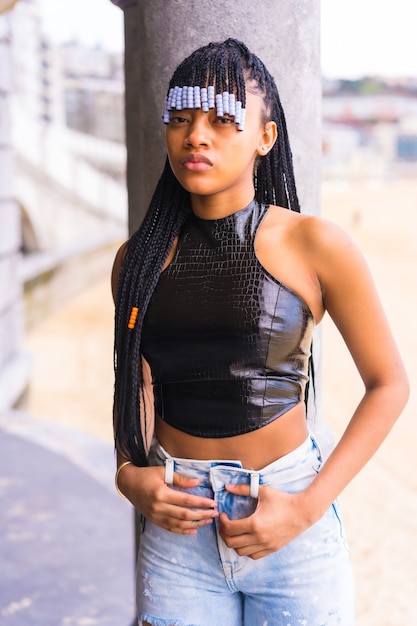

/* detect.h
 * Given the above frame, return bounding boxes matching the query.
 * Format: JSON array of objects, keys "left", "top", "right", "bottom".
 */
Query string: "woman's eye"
[
  {"left": 169, "top": 116, "right": 188, "bottom": 124},
  {"left": 216, "top": 116, "right": 234, "bottom": 125}
]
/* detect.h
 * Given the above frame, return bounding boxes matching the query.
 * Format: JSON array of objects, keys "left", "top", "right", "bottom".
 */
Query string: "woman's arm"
[
  {"left": 299, "top": 218, "right": 409, "bottom": 518},
  {"left": 220, "top": 217, "right": 409, "bottom": 558}
]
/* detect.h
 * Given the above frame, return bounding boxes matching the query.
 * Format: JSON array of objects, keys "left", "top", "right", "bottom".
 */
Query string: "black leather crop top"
[{"left": 141, "top": 199, "right": 315, "bottom": 438}]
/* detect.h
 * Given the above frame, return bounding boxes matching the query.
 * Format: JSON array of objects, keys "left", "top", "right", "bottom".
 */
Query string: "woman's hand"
[
  {"left": 118, "top": 463, "right": 218, "bottom": 535},
  {"left": 219, "top": 483, "right": 314, "bottom": 559}
]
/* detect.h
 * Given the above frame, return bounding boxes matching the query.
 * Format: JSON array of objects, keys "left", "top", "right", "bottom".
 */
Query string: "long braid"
[
  {"left": 114, "top": 162, "right": 190, "bottom": 465},
  {"left": 114, "top": 39, "right": 307, "bottom": 466}
]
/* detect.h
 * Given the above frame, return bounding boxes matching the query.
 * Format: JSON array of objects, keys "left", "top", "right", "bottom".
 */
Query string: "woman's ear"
[{"left": 256, "top": 121, "right": 277, "bottom": 157}]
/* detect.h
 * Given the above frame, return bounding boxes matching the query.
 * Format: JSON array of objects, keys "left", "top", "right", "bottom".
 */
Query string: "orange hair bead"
[{"left": 128, "top": 307, "right": 139, "bottom": 329}]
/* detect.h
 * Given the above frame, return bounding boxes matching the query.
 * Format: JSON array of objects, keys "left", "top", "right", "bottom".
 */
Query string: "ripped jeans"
[{"left": 136, "top": 436, "right": 355, "bottom": 626}]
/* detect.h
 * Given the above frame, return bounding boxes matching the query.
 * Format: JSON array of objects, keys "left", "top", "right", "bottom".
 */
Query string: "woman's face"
[{"left": 165, "top": 87, "right": 276, "bottom": 212}]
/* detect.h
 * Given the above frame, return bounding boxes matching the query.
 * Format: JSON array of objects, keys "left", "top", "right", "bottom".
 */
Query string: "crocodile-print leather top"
[{"left": 141, "top": 199, "right": 315, "bottom": 438}]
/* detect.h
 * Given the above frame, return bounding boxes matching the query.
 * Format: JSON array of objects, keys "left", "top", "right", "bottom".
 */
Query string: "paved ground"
[{"left": 0, "top": 410, "right": 136, "bottom": 626}]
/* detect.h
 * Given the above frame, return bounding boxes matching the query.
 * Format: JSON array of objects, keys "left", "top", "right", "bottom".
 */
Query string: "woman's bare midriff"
[{"left": 155, "top": 402, "right": 309, "bottom": 470}]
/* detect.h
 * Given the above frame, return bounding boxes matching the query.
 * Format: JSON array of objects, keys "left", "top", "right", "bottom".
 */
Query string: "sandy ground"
[{"left": 23, "top": 176, "right": 417, "bottom": 624}]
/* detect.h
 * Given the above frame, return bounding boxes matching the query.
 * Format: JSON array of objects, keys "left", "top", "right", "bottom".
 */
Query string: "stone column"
[
  {"left": 0, "top": 3, "right": 30, "bottom": 411},
  {"left": 112, "top": 3, "right": 324, "bottom": 617},
  {"left": 113, "top": 0, "right": 325, "bottom": 429}
]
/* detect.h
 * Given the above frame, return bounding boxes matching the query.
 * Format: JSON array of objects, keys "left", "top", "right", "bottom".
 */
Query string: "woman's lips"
[{"left": 180, "top": 154, "right": 213, "bottom": 171}]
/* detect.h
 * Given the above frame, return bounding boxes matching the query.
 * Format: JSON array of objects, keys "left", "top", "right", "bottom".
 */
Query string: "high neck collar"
[{"left": 190, "top": 198, "right": 258, "bottom": 223}]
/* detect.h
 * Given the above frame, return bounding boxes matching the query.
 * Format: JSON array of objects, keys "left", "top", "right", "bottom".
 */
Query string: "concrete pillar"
[
  {"left": 0, "top": 4, "right": 31, "bottom": 411},
  {"left": 113, "top": 4, "right": 323, "bottom": 617},
  {"left": 112, "top": 5, "right": 325, "bottom": 621},
  {"left": 113, "top": 0, "right": 325, "bottom": 429}
]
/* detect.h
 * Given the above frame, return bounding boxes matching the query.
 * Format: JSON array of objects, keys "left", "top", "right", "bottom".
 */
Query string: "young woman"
[{"left": 112, "top": 39, "right": 408, "bottom": 626}]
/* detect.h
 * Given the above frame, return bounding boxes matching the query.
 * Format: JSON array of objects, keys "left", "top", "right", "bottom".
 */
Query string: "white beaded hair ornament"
[{"left": 162, "top": 41, "right": 247, "bottom": 131}]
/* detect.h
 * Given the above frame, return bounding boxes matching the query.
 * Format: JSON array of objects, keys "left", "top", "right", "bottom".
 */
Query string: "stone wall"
[{"left": 0, "top": 7, "right": 30, "bottom": 410}]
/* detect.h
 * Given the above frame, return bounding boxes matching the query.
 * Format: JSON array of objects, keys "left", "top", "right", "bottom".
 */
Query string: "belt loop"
[
  {"left": 249, "top": 472, "right": 260, "bottom": 499},
  {"left": 164, "top": 458, "right": 174, "bottom": 486}
]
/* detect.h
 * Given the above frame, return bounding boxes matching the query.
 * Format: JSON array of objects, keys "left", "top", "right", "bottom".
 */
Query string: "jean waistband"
[{"left": 150, "top": 434, "right": 321, "bottom": 496}]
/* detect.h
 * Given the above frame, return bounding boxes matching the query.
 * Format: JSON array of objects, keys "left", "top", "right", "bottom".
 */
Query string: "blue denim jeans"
[{"left": 136, "top": 436, "right": 355, "bottom": 626}]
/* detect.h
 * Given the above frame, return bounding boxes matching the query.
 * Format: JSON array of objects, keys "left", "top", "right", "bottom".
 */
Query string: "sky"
[
  {"left": 38, "top": 0, "right": 417, "bottom": 79},
  {"left": 320, "top": 0, "right": 417, "bottom": 79},
  {"left": 39, "top": 0, "right": 124, "bottom": 52}
]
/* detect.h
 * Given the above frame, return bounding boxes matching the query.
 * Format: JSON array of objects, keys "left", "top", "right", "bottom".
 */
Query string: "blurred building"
[
  {"left": 60, "top": 41, "right": 124, "bottom": 143},
  {"left": 59, "top": 41, "right": 123, "bottom": 80},
  {"left": 322, "top": 88, "right": 417, "bottom": 179},
  {"left": 64, "top": 76, "right": 124, "bottom": 143},
  {"left": 10, "top": 0, "right": 64, "bottom": 125},
  {"left": 322, "top": 73, "right": 417, "bottom": 179},
  {"left": 8, "top": 0, "right": 126, "bottom": 251},
  {"left": 0, "top": 0, "right": 126, "bottom": 410},
  {"left": 396, "top": 119, "right": 417, "bottom": 161}
]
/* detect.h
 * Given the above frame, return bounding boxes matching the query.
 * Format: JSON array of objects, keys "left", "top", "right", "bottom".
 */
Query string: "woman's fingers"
[
  {"left": 159, "top": 504, "right": 218, "bottom": 534},
  {"left": 149, "top": 472, "right": 218, "bottom": 533},
  {"left": 168, "top": 472, "right": 218, "bottom": 509}
]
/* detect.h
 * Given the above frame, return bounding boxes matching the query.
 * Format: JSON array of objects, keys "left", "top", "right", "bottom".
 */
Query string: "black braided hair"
[{"left": 114, "top": 38, "right": 304, "bottom": 466}]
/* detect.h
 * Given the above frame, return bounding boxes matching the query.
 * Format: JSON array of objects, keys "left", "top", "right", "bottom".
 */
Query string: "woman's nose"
[{"left": 185, "top": 113, "right": 210, "bottom": 147}]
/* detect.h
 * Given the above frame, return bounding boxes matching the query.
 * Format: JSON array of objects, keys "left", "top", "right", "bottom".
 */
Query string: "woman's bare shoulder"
[
  {"left": 275, "top": 208, "right": 377, "bottom": 314},
  {"left": 269, "top": 204, "right": 344, "bottom": 233},
  {"left": 268, "top": 204, "right": 358, "bottom": 257}
]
